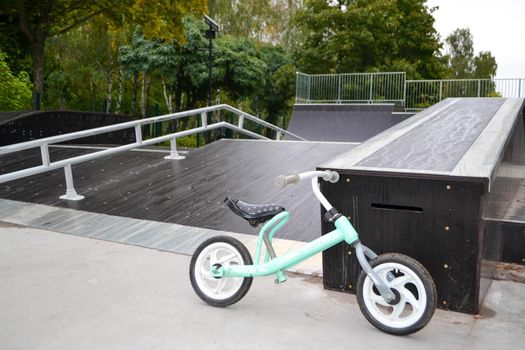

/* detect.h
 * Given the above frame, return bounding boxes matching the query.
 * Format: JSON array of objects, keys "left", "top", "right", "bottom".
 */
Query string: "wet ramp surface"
[
  {"left": 286, "top": 104, "right": 410, "bottom": 142},
  {"left": 0, "top": 139, "right": 357, "bottom": 241}
]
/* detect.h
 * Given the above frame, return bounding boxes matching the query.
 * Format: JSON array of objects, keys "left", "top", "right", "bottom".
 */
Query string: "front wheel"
[
  {"left": 356, "top": 253, "right": 437, "bottom": 336},
  {"left": 189, "top": 236, "right": 253, "bottom": 307}
]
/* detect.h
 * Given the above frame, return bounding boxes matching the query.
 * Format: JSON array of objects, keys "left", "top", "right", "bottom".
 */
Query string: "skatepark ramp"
[
  {"left": 0, "top": 104, "right": 305, "bottom": 201},
  {"left": 285, "top": 104, "right": 412, "bottom": 142}
]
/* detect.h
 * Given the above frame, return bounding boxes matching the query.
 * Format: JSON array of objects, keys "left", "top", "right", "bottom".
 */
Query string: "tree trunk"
[
  {"left": 131, "top": 72, "right": 138, "bottom": 115},
  {"left": 175, "top": 88, "right": 182, "bottom": 112},
  {"left": 161, "top": 76, "right": 173, "bottom": 114},
  {"left": 175, "top": 89, "right": 185, "bottom": 131},
  {"left": 57, "top": 44, "right": 65, "bottom": 110},
  {"left": 32, "top": 36, "right": 46, "bottom": 110},
  {"left": 105, "top": 63, "right": 113, "bottom": 113},
  {"left": 145, "top": 73, "right": 151, "bottom": 117},
  {"left": 140, "top": 73, "right": 145, "bottom": 118},
  {"left": 115, "top": 65, "right": 123, "bottom": 114}
]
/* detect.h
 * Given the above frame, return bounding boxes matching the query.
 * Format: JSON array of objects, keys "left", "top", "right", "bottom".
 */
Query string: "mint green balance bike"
[{"left": 190, "top": 170, "right": 437, "bottom": 335}]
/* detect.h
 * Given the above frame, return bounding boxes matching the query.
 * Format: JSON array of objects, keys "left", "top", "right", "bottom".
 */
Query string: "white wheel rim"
[
  {"left": 194, "top": 242, "right": 245, "bottom": 300},
  {"left": 362, "top": 262, "right": 427, "bottom": 329}
]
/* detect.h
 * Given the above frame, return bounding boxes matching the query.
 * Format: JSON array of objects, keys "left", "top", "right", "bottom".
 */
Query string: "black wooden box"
[{"left": 319, "top": 98, "right": 525, "bottom": 314}]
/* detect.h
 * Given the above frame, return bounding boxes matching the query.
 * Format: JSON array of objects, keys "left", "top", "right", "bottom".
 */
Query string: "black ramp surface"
[
  {"left": 0, "top": 140, "right": 357, "bottom": 242},
  {"left": 357, "top": 99, "right": 505, "bottom": 171},
  {"left": 286, "top": 104, "right": 410, "bottom": 142}
]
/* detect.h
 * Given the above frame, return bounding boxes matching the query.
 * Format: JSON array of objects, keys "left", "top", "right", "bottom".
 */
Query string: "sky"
[{"left": 427, "top": 0, "right": 525, "bottom": 78}]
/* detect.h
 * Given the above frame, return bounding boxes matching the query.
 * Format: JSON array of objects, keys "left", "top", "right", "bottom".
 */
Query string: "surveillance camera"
[{"left": 204, "top": 15, "right": 219, "bottom": 32}]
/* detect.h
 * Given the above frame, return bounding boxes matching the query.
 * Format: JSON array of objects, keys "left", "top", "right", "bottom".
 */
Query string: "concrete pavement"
[{"left": 1, "top": 222, "right": 524, "bottom": 350}]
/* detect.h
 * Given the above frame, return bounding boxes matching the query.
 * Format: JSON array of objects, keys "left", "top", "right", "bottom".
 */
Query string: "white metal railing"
[
  {"left": 0, "top": 104, "right": 306, "bottom": 200},
  {"left": 296, "top": 71, "right": 525, "bottom": 110},
  {"left": 405, "top": 78, "right": 525, "bottom": 110},
  {"left": 296, "top": 71, "right": 406, "bottom": 105}
]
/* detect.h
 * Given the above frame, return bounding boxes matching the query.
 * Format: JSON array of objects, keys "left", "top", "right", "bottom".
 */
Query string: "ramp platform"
[
  {"left": 0, "top": 139, "right": 357, "bottom": 242},
  {"left": 319, "top": 98, "right": 525, "bottom": 314},
  {"left": 286, "top": 104, "right": 411, "bottom": 142}
]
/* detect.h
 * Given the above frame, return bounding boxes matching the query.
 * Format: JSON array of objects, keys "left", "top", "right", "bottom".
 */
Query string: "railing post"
[
  {"left": 439, "top": 80, "right": 443, "bottom": 101},
  {"left": 238, "top": 114, "right": 244, "bottom": 129},
  {"left": 275, "top": 131, "right": 282, "bottom": 141},
  {"left": 337, "top": 75, "right": 341, "bottom": 104},
  {"left": 135, "top": 124, "right": 142, "bottom": 144},
  {"left": 40, "top": 143, "right": 50, "bottom": 167},
  {"left": 201, "top": 112, "right": 208, "bottom": 128},
  {"left": 477, "top": 80, "right": 481, "bottom": 97},
  {"left": 164, "top": 137, "right": 185, "bottom": 160},
  {"left": 295, "top": 72, "right": 299, "bottom": 103},
  {"left": 308, "top": 74, "right": 312, "bottom": 103},
  {"left": 369, "top": 74, "right": 374, "bottom": 104},
  {"left": 59, "top": 163, "right": 84, "bottom": 201}
]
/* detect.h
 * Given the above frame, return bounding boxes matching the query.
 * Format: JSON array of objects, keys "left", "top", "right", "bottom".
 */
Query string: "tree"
[
  {"left": 293, "top": 0, "right": 446, "bottom": 79},
  {"left": 0, "top": 50, "right": 32, "bottom": 110},
  {"left": 445, "top": 28, "right": 497, "bottom": 79},
  {"left": 445, "top": 28, "right": 474, "bottom": 78},
  {"left": 474, "top": 51, "right": 497, "bottom": 79},
  {"left": 216, "top": 36, "right": 267, "bottom": 101},
  {"left": 6, "top": 0, "right": 206, "bottom": 109},
  {"left": 209, "top": 0, "right": 295, "bottom": 46},
  {"left": 258, "top": 45, "right": 296, "bottom": 133}
]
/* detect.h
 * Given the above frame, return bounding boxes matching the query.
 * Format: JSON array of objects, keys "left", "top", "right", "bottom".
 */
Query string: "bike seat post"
[{"left": 258, "top": 212, "right": 290, "bottom": 283}]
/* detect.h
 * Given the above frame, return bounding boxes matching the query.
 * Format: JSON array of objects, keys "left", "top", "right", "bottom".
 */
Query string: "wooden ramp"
[
  {"left": 285, "top": 104, "right": 412, "bottom": 142},
  {"left": 0, "top": 139, "right": 357, "bottom": 242}
]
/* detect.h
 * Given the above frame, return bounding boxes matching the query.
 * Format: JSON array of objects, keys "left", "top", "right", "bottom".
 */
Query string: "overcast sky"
[{"left": 427, "top": 0, "right": 525, "bottom": 78}]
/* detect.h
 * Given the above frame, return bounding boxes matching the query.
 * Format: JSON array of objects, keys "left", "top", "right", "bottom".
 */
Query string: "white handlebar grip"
[{"left": 276, "top": 174, "right": 300, "bottom": 189}]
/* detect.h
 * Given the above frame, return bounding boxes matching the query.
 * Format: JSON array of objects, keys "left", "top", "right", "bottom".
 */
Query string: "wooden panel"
[
  {"left": 321, "top": 172, "right": 486, "bottom": 314},
  {"left": 502, "top": 221, "right": 525, "bottom": 264},
  {"left": 285, "top": 104, "right": 407, "bottom": 142},
  {"left": 0, "top": 140, "right": 357, "bottom": 242},
  {"left": 0, "top": 110, "right": 136, "bottom": 146}
]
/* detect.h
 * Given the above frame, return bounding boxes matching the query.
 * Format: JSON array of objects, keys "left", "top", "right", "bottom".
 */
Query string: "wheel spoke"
[
  {"left": 211, "top": 249, "right": 220, "bottom": 264},
  {"left": 367, "top": 292, "right": 391, "bottom": 307},
  {"left": 389, "top": 275, "right": 411, "bottom": 288},
  {"left": 213, "top": 277, "right": 227, "bottom": 294},
  {"left": 390, "top": 301, "right": 406, "bottom": 320},
  {"left": 200, "top": 266, "right": 216, "bottom": 280},
  {"left": 399, "top": 287, "right": 420, "bottom": 311},
  {"left": 217, "top": 253, "right": 237, "bottom": 265}
]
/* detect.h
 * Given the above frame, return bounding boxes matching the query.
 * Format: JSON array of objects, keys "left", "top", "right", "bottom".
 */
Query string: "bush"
[{"left": 0, "top": 50, "right": 32, "bottom": 111}]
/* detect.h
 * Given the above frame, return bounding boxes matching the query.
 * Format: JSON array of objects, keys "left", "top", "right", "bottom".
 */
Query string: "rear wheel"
[
  {"left": 189, "top": 236, "right": 253, "bottom": 307},
  {"left": 356, "top": 253, "right": 436, "bottom": 335}
]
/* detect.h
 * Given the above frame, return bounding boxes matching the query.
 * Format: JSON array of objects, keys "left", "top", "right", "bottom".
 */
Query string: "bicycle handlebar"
[
  {"left": 275, "top": 170, "right": 339, "bottom": 189},
  {"left": 275, "top": 174, "right": 300, "bottom": 189}
]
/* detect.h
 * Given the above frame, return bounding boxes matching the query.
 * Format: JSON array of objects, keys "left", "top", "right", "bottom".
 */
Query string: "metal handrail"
[
  {"left": 0, "top": 104, "right": 304, "bottom": 155},
  {"left": 0, "top": 104, "right": 307, "bottom": 200}
]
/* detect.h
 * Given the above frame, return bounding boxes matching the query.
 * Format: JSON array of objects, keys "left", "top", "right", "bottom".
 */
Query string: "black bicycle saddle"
[{"left": 224, "top": 197, "right": 285, "bottom": 227}]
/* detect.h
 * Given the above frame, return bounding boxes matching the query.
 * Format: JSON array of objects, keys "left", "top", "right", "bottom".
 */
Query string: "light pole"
[{"left": 198, "top": 15, "right": 219, "bottom": 146}]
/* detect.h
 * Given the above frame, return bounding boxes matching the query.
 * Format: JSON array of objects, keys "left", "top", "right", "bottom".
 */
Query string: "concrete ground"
[{"left": 1, "top": 222, "right": 524, "bottom": 350}]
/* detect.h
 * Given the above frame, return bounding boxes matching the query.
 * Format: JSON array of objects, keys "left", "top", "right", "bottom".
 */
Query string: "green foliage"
[
  {"left": 445, "top": 28, "right": 497, "bottom": 79},
  {"left": 293, "top": 0, "right": 446, "bottom": 79},
  {"left": 445, "top": 28, "right": 474, "bottom": 78},
  {"left": 209, "top": 0, "right": 295, "bottom": 47},
  {"left": 44, "top": 19, "right": 114, "bottom": 110},
  {"left": 0, "top": 50, "right": 32, "bottom": 111},
  {"left": 4, "top": 0, "right": 206, "bottom": 110},
  {"left": 257, "top": 45, "right": 296, "bottom": 127},
  {"left": 216, "top": 36, "right": 267, "bottom": 99},
  {"left": 473, "top": 51, "right": 497, "bottom": 79}
]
